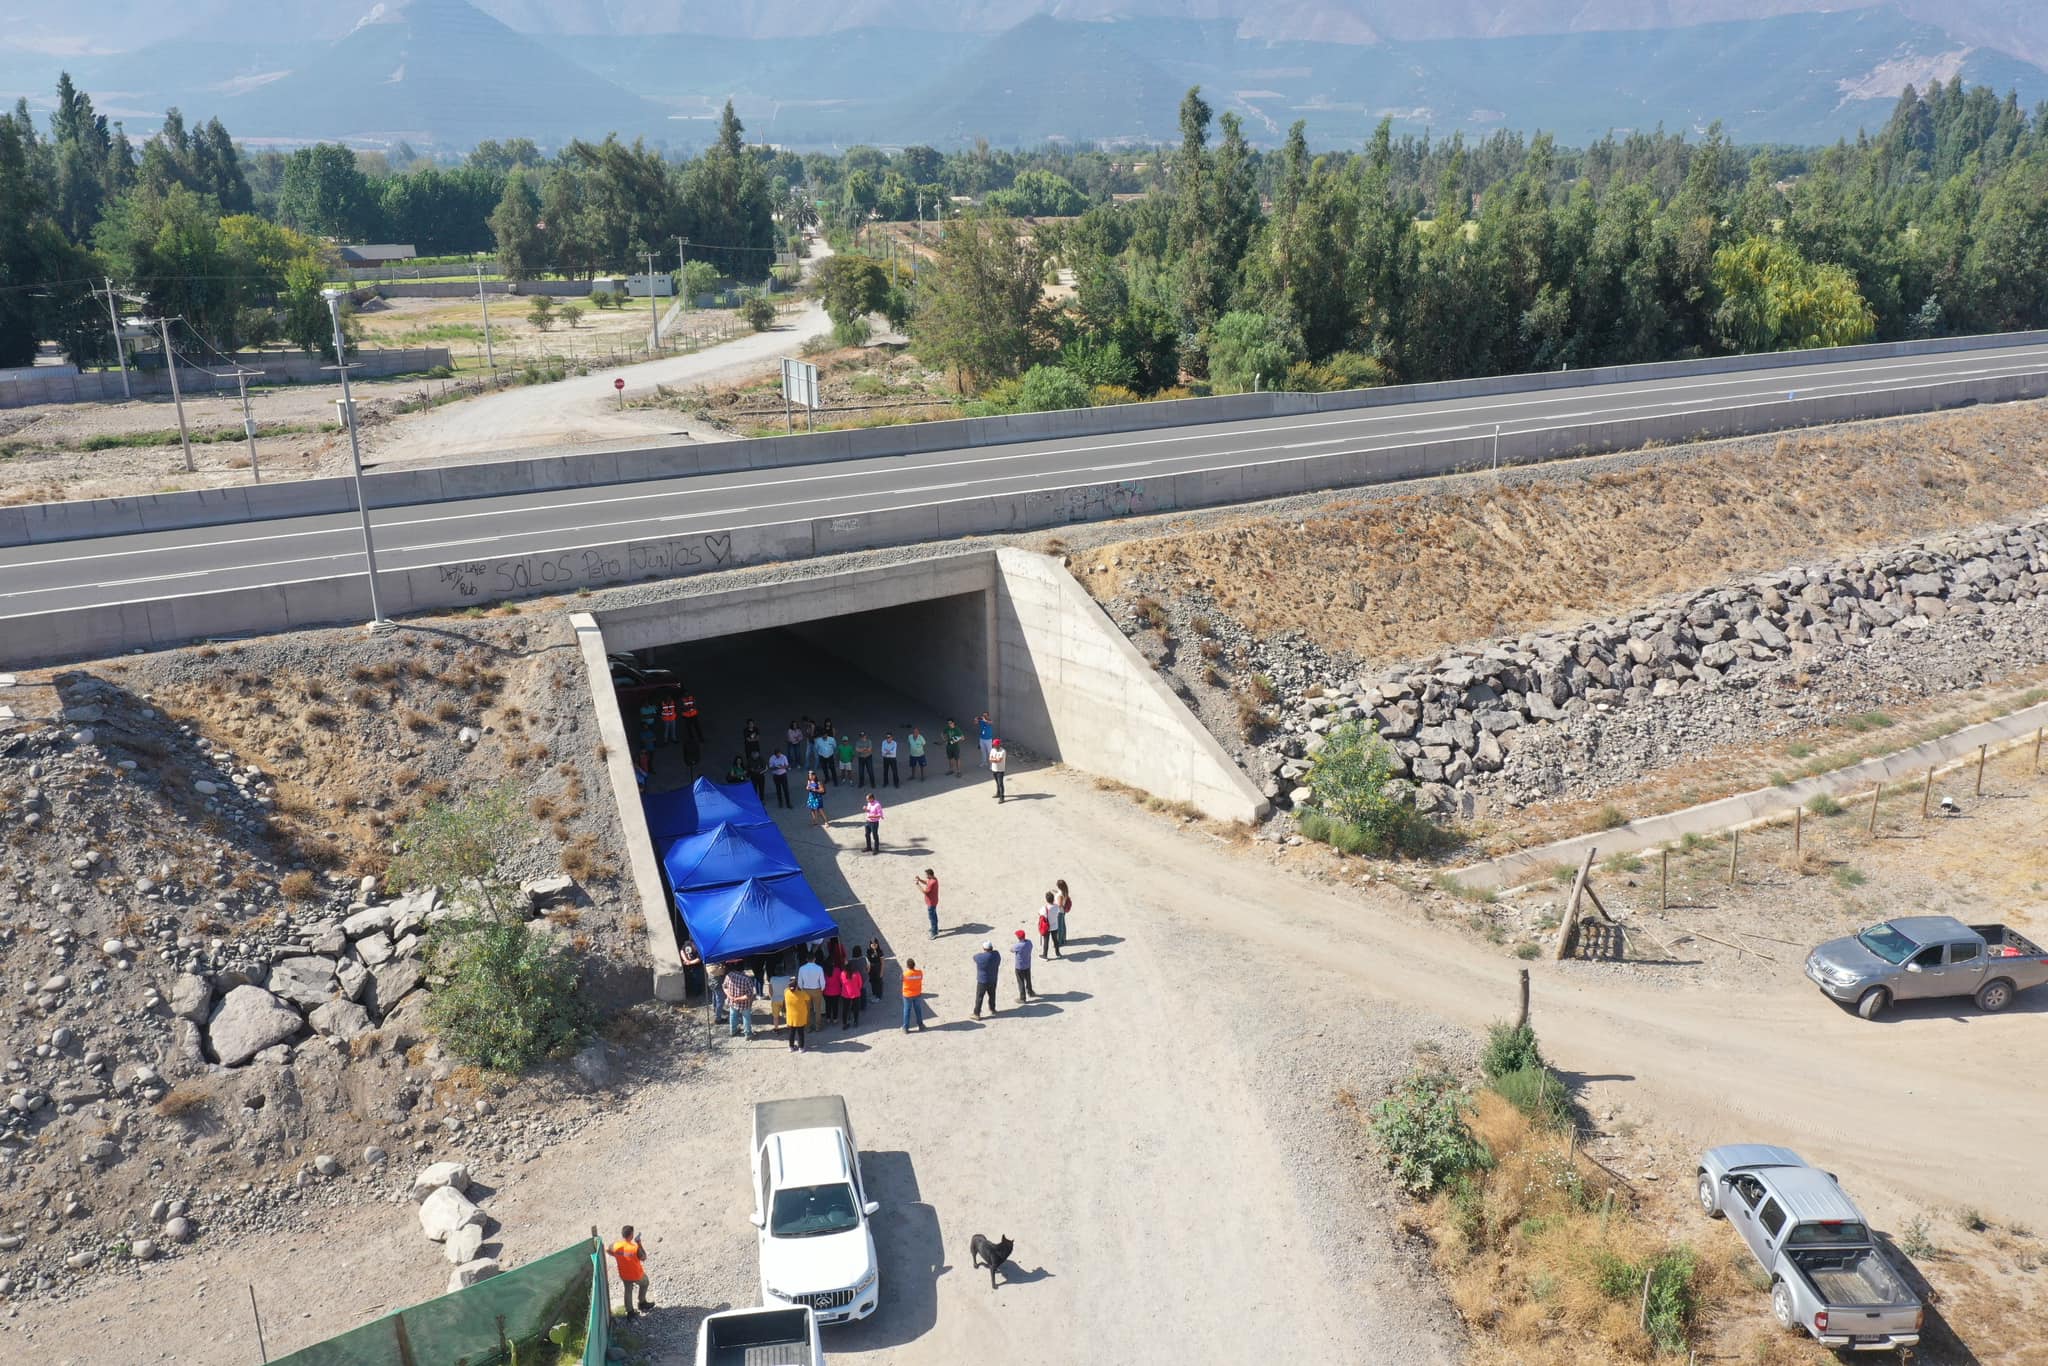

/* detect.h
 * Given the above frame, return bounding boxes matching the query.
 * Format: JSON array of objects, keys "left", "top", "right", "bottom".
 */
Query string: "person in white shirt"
[
  {"left": 988, "top": 738, "right": 1008, "bottom": 803},
  {"left": 879, "top": 733, "right": 899, "bottom": 788}
]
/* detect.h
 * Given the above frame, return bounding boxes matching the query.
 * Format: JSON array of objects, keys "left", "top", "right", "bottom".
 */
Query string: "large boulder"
[
  {"left": 447, "top": 1258, "right": 501, "bottom": 1292},
  {"left": 308, "top": 1000, "right": 374, "bottom": 1041},
  {"left": 342, "top": 906, "right": 396, "bottom": 940},
  {"left": 443, "top": 1223, "right": 486, "bottom": 1265},
  {"left": 521, "top": 875, "right": 576, "bottom": 909},
  {"left": 267, "top": 956, "right": 337, "bottom": 1010},
  {"left": 419, "top": 1186, "right": 486, "bottom": 1243},
  {"left": 366, "top": 961, "right": 421, "bottom": 1019},
  {"left": 410, "top": 1161, "right": 472, "bottom": 1201},
  {"left": 205, "top": 987, "right": 304, "bottom": 1067},
  {"left": 170, "top": 973, "right": 212, "bottom": 1023}
]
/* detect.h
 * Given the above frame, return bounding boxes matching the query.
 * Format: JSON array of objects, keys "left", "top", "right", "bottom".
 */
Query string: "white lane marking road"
[
  {"left": 14, "top": 361, "right": 2045, "bottom": 608},
  {"left": 11, "top": 349, "right": 2047, "bottom": 584}
]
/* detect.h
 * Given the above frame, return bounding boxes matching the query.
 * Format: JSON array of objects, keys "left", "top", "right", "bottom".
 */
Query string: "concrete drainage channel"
[
  {"left": 572, "top": 548, "right": 1268, "bottom": 999},
  {"left": 1452, "top": 698, "right": 2048, "bottom": 891}
]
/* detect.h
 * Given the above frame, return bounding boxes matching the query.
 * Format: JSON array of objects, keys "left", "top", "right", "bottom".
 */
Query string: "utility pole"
[
  {"left": 474, "top": 262, "right": 495, "bottom": 369},
  {"left": 321, "top": 290, "right": 390, "bottom": 631},
  {"left": 676, "top": 236, "right": 690, "bottom": 308},
  {"left": 643, "top": 251, "right": 661, "bottom": 351},
  {"left": 156, "top": 317, "right": 194, "bottom": 472},
  {"left": 103, "top": 278, "right": 131, "bottom": 398},
  {"left": 226, "top": 368, "right": 265, "bottom": 483}
]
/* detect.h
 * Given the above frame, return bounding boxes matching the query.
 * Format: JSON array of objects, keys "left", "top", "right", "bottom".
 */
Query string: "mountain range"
[{"left": 1, "top": 0, "right": 2043, "bottom": 150}]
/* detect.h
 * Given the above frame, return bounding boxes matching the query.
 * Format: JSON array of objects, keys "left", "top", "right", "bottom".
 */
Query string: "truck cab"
[{"left": 751, "top": 1096, "right": 880, "bottom": 1324}]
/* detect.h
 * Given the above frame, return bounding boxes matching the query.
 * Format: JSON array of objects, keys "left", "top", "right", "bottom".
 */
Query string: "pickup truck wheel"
[
  {"left": 1856, "top": 986, "right": 1890, "bottom": 1020},
  {"left": 1770, "top": 1279, "right": 1799, "bottom": 1332},
  {"left": 1697, "top": 1170, "right": 1723, "bottom": 1218},
  {"left": 1975, "top": 979, "right": 2015, "bottom": 1013}
]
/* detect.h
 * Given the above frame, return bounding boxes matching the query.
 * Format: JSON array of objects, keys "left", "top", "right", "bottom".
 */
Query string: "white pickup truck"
[{"left": 751, "top": 1095, "right": 881, "bottom": 1325}]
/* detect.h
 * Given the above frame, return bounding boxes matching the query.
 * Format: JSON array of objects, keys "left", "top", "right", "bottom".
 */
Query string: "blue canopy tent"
[
  {"left": 643, "top": 778, "right": 837, "bottom": 962},
  {"left": 663, "top": 820, "right": 803, "bottom": 891},
  {"left": 677, "top": 875, "right": 839, "bottom": 963},
  {"left": 642, "top": 777, "right": 772, "bottom": 843}
]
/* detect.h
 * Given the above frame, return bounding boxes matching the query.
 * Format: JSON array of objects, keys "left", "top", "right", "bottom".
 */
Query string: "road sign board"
[
  {"left": 614, "top": 378, "right": 626, "bottom": 390},
  {"left": 780, "top": 357, "right": 821, "bottom": 411}
]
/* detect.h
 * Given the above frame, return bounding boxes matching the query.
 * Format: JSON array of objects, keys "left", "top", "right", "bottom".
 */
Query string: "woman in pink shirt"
[
  {"left": 839, "top": 963, "right": 866, "bottom": 1030},
  {"left": 821, "top": 957, "right": 845, "bottom": 1025}
]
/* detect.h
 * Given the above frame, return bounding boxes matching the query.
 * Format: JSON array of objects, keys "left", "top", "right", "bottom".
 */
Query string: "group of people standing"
[{"left": 699, "top": 936, "right": 892, "bottom": 1050}]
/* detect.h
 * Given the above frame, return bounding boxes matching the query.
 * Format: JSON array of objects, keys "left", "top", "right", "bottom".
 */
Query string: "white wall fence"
[{"left": 0, "top": 348, "right": 453, "bottom": 409}]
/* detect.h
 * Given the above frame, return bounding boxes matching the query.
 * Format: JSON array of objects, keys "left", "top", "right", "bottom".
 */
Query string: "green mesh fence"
[{"left": 270, "top": 1238, "right": 611, "bottom": 1366}]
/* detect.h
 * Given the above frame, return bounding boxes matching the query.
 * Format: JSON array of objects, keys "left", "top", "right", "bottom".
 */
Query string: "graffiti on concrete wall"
[
  {"left": 431, "top": 532, "right": 737, "bottom": 601},
  {"left": 1064, "top": 480, "right": 1148, "bottom": 520}
]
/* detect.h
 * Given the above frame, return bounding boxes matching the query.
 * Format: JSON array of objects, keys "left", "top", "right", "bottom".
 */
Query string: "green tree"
[
  {"left": 911, "top": 215, "right": 1048, "bottom": 389},
  {"left": 1010, "top": 364, "right": 1091, "bottom": 412},
  {"left": 389, "top": 785, "right": 529, "bottom": 921},
  {"left": 489, "top": 169, "right": 545, "bottom": 281},
  {"left": 282, "top": 255, "right": 335, "bottom": 358},
  {"left": 741, "top": 294, "right": 777, "bottom": 331},
  {"left": 276, "top": 143, "right": 376, "bottom": 239},
  {"left": 559, "top": 302, "right": 584, "bottom": 329},
  {"left": 1306, "top": 721, "right": 1432, "bottom": 854},
  {"left": 813, "top": 253, "right": 891, "bottom": 328},
  {"left": 679, "top": 101, "right": 774, "bottom": 278},
  {"left": 1206, "top": 310, "right": 1299, "bottom": 392},
  {"left": 1710, "top": 236, "right": 1876, "bottom": 353},
  {"left": 527, "top": 294, "right": 557, "bottom": 331}
]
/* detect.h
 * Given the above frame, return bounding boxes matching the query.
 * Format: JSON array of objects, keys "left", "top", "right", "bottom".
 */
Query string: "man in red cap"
[
  {"left": 1010, "top": 927, "right": 1035, "bottom": 1003},
  {"left": 988, "top": 736, "right": 1008, "bottom": 802}
]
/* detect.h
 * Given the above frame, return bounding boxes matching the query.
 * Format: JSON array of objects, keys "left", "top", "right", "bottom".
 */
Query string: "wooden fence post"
[
  {"left": 1659, "top": 849, "right": 1669, "bottom": 911},
  {"left": 1976, "top": 743, "right": 1988, "bottom": 796},
  {"left": 1868, "top": 782, "right": 1882, "bottom": 835},
  {"left": 1728, "top": 830, "right": 1739, "bottom": 885},
  {"left": 2035, "top": 727, "right": 2043, "bottom": 771},
  {"left": 1516, "top": 968, "right": 1531, "bottom": 1030},
  {"left": 1793, "top": 805, "right": 1803, "bottom": 861},
  {"left": 1922, "top": 767, "right": 1934, "bottom": 818}
]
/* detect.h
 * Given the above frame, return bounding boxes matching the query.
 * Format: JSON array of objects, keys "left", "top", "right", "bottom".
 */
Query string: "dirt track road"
[{"left": 15, "top": 746, "right": 2041, "bottom": 1363}]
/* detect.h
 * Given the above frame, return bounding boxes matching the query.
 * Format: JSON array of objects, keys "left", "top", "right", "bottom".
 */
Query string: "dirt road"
[{"left": 14, "top": 732, "right": 2040, "bottom": 1361}]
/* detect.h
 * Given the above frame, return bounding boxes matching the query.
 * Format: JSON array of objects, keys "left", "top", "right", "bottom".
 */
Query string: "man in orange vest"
[
  {"left": 900, "top": 958, "right": 927, "bottom": 1032},
  {"left": 658, "top": 697, "right": 678, "bottom": 744},
  {"left": 608, "top": 1225, "right": 653, "bottom": 1316},
  {"left": 679, "top": 689, "right": 703, "bottom": 743}
]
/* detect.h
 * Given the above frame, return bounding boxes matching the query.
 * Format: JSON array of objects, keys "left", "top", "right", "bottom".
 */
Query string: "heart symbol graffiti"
[{"left": 704, "top": 531, "right": 733, "bottom": 565}]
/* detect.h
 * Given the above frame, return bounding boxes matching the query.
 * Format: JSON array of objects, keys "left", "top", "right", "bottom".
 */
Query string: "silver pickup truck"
[
  {"left": 1805, "top": 914, "right": 2048, "bottom": 1018},
  {"left": 1699, "top": 1145, "right": 1922, "bottom": 1354}
]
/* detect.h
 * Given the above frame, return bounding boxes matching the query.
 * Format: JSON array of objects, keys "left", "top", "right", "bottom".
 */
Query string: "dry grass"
[
  {"left": 1073, "top": 402, "right": 2048, "bottom": 663},
  {"left": 154, "top": 1082, "right": 213, "bottom": 1121},
  {"left": 1410, "top": 1093, "right": 1729, "bottom": 1366},
  {"left": 279, "top": 870, "right": 318, "bottom": 902}
]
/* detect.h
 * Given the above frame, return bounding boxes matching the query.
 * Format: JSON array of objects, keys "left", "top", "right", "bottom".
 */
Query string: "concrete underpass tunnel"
[{"left": 575, "top": 550, "right": 1270, "bottom": 998}]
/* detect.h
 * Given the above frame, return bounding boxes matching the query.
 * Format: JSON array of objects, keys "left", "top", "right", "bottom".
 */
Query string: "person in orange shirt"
[
  {"left": 900, "top": 957, "right": 928, "bottom": 1032},
  {"left": 608, "top": 1225, "right": 652, "bottom": 1316}
]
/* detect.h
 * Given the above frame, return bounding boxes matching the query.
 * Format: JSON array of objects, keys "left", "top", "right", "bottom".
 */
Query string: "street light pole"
[
  {"left": 643, "top": 251, "right": 661, "bottom": 351},
  {"left": 676, "top": 236, "right": 689, "bottom": 308},
  {"left": 474, "top": 262, "right": 495, "bottom": 369},
  {"left": 157, "top": 316, "right": 194, "bottom": 472},
  {"left": 103, "top": 278, "right": 131, "bottom": 399},
  {"left": 321, "top": 289, "right": 390, "bottom": 631}
]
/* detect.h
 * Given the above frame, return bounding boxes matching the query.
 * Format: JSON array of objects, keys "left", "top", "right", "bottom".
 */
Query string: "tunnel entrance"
[{"left": 572, "top": 549, "right": 1268, "bottom": 998}]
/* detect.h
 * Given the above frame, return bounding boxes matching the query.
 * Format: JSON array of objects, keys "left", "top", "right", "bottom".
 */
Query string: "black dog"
[{"left": 969, "top": 1233, "right": 1014, "bottom": 1288}]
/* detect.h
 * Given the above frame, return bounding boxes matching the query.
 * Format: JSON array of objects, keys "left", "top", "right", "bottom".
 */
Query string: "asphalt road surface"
[{"left": 6, "top": 342, "right": 2048, "bottom": 619}]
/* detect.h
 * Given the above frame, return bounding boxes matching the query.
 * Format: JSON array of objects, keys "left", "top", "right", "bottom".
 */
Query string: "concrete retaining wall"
[
  {"left": 991, "top": 549, "right": 1269, "bottom": 823},
  {"left": 8, "top": 329, "right": 2044, "bottom": 547},
  {"left": 10, "top": 365, "right": 2048, "bottom": 668},
  {"left": 375, "top": 280, "right": 604, "bottom": 299},
  {"left": 0, "top": 348, "right": 453, "bottom": 409},
  {"left": 571, "top": 613, "right": 689, "bottom": 1001}
]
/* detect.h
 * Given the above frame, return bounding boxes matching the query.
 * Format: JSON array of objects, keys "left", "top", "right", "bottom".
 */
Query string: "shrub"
[
  {"left": 741, "top": 295, "right": 777, "bottom": 332},
  {"left": 1592, "top": 804, "right": 1628, "bottom": 830},
  {"left": 559, "top": 303, "right": 584, "bottom": 330},
  {"left": 1369, "top": 1069, "right": 1491, "bottom": 1197},
  {"left": 280, "top": 870, "right": 318, "bottom": 901},
  {"left": 425, "top": 917, "right": 589, "bottom": 1070},
  {"left": 1249, "top": 673, "right": 1278, "bottom": 704},
  {"left": 1480, "top": 1020, "right": 1546, "bottom": 1081},
  {"left": 1089, "top": 384, "right": 1141, "bottom": 406},
  {"left": 588, "top": 290, "right": 611, "bottom": 310},
  {"left": 1306, "top": 721, "right": 1436, "bottom": 855},
  {"left": 1296, "top": 809, "right": 1332, "bottom": 843},
  {"left": 1492, "top": 1065, "right": 1572, "bottom": 1131},
  {"left": 389, "top": 786, "right": 531, "bottom": 920},
  {"left": 1011, "top": 364, "right": 1092, "bottom": 413},
  {"left": 1807, "top": 792, "right": 1846, "bottom": 816},
  {"left": 1642, "top": 1247, "right": 1700, "bottom": 1354},
  {"left": 831, "top": 316, "right": 872, "bottom": 347}
]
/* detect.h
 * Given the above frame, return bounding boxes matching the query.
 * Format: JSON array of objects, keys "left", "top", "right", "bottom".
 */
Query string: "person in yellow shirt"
[
  {"left": 784, "top": 978, "right": 811, "bottom": 1052},
  {"left": 608, "top": 1225, "right": 652, "bottom": 1317}
]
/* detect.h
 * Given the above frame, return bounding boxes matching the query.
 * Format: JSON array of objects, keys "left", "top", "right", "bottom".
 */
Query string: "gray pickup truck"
[
  {"left": 1698, "top": 1145, "right": 1923, "bottom": 1354},
  {"left": 1805, "top": 914, "right": 2048, "bottom": 1019}
]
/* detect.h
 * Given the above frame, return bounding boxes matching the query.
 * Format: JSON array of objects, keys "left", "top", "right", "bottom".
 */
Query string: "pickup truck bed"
[
  {"left": 1794, "top": 1248, "right": 1913, "bottom": 1308},
  {"left": 701, "top": 1307, "right": 816, "bottom": 1366},
  {"left": 1977, "top": 924, "right": 2046, "bottom": 958},
  {"left": 755, "top": 1095, "right": 856, "bottom": 1152}
]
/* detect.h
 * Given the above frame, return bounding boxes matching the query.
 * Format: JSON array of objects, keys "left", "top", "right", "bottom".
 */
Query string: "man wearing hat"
[
  {"left": 971, "top": 939, "right": 1002, "bottom": 1019},
  {"left": 988, "top": 736, "right": 1008, "bottom": 802},
  {"left": 1009, "top": 928, "right": 1035, "bottom": 1003}
]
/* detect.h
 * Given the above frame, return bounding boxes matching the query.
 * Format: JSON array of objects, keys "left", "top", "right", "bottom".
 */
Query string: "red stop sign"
[{"left": 614, "top": 378, "right": 626, "bottom": 390}]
